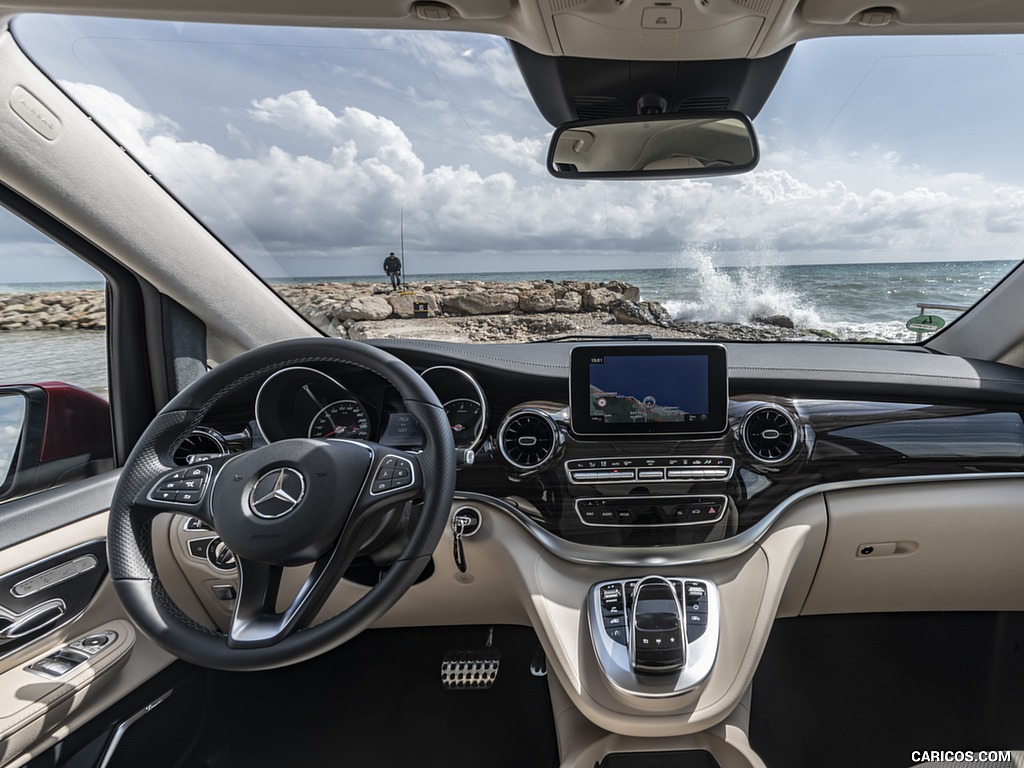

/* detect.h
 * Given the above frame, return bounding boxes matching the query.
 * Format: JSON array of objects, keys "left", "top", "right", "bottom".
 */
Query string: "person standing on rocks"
[{"left": 383, "top": 252, "right": 402, "bottom": 290}]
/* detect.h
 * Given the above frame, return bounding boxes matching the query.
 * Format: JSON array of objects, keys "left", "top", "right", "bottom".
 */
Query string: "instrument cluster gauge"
[
  {"left": 444, "top": 398, "right": 484, "bottom": 449},
  {"left": 421, "top": 365, "right": 489, "bottom": 452},
  {"left": 255, "top": 366, "right": 374, "bottom": 443},
  {"left": 309, "top": 399, "right": 371, "bottom": 440}
]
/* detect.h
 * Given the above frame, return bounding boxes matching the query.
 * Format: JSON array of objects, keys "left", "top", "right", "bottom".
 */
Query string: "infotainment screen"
[{"left": 569, "top": 344, "right": 728, "bottom": 436}]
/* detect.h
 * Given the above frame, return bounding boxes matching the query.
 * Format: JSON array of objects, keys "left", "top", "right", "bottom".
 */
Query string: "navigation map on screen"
[{"left": 588, "top": 354, "right": 709, "bottom": 425}]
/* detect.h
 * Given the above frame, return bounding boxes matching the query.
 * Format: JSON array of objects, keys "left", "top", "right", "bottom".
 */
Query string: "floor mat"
[
  {"left": 190, "top": 625, "right": 559, "bottom": 768},
  {"left": 750, "top": 613, "right": 1024, "bottom": 768}
]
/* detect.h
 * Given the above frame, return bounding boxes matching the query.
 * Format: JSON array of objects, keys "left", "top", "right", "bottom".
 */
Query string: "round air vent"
[
  {"left": 741, "top": 405, "right": 799, "bottom": 464},
  {"left": 497, "top": 409, "right": 562, "bottom": 473},
  {"left": 173, "top": 427, "right": 228, "bottom": 466}
]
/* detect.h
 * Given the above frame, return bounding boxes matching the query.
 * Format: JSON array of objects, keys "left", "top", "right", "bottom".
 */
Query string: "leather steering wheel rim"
[{"left": 107, "top": 338, "right": 456, "bottom": 671}]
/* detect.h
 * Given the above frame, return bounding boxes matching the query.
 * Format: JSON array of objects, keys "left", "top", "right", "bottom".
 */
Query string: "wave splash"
[{"left": 662, "top": 249, "right": 825, "bottom": 328}]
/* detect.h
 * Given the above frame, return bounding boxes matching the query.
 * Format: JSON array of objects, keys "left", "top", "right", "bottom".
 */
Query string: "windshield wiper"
[{"left": 529, "top": 333, "right": 655, "bottom": 343}]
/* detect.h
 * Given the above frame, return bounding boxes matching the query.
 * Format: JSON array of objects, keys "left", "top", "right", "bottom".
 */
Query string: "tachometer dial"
[
  {"left": 308, "top": 399, "right": 371, "bottom": 440},
  {"left": 444, "top": 398, "right": 483, "bottom": 449}
]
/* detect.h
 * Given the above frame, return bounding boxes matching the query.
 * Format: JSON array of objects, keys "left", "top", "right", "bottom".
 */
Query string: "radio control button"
[{"left": 637, "top": 469, "right": 664, "bottom": 480}]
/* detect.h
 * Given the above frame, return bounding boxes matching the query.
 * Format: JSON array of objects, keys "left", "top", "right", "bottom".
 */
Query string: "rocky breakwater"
[
  {"left": 276, "top": 279, "right": 682, "bottom": 342},
  {"left": 1, "top": 280, "right": 822, "bottom": 343},
  {"left": 0, "top": 290, "right": 106, "bottom": 331}
]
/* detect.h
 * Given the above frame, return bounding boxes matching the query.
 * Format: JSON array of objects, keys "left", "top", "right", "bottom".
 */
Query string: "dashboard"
[
  {"left": 156, "top": 338, "right": 1024, "bottom": 746},
  {"left": 176, "top": 341, "right": 1024, "bottom": 557}
]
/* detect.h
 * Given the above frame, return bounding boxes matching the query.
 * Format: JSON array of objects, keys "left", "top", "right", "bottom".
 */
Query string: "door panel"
[
  {"left": 0, "top": 494, "right": 174, "bottom": 767},
  {"left": 0, "top": 540, "right": 108, "bottom": 657}
]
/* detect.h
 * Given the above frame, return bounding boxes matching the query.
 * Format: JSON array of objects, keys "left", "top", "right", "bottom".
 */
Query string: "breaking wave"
[{"left": 660, "top": 250, "right": 826, "bottom": 329}]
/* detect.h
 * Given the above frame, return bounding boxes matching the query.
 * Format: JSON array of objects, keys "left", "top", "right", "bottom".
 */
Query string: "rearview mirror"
[{"left": 547, "top": 112, "right": 758, "bottom": 180}]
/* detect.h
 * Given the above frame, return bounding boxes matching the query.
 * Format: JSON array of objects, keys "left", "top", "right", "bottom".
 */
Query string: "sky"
[{"left": 5, "top": 15, "right": 1024, "bottom": 282}]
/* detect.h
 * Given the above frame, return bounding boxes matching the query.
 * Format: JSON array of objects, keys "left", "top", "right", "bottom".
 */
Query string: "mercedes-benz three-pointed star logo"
[{"left": 249, "top": 468, "right": 305, "bottom": 519}]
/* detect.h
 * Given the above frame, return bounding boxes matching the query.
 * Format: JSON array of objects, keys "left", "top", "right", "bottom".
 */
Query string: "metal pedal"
[
  {"left": 530, "top": 647, "right": 547, "bottom": 677},
  {"left": 441, "top": 627, "right": 501, "bottom": 690},
  {"left": 441, "top": 649, "right": 501, "bottom": 690}
]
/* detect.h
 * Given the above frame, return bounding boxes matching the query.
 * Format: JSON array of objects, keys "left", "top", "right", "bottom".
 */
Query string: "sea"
[{"left": 1, "top": 259, "right": 1017, "bottom": 396}]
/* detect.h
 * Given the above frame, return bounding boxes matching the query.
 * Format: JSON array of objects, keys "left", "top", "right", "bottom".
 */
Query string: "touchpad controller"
[
  {"left": 590, "top": 576, "right": 719, "bottom": 697},
  {"left": 631, "top": 577, "right": 686, "bottom": 673}
]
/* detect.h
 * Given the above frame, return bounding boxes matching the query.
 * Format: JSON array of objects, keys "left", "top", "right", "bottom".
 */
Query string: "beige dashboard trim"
[{"left": 803, "top": 476, "right": 1024, "bottom": 614}]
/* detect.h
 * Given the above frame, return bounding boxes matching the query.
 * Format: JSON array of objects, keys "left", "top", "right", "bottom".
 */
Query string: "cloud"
[
  {"left": 59, "top": 82, "right": 1024, "bottom": 273},
  {"left": 62, "top": 82, "right": 180, "bottom": 156}
]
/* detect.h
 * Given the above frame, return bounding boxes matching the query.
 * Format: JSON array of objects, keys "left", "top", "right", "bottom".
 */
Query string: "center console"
[
  {"left": 589, "top": 576, "right": 720, "bottom": 697},
  {"left": 566, "top": 345, "right": 731, "bottom": 701}
]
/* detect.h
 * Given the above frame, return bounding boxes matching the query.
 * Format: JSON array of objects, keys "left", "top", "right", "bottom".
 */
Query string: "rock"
[
  {"left": 519, "top": 289, "right": 556, "bottom": 313},
  {"left": 523, "top": 316, "right": 574, "bottom": 336},
  {"left": 601, "top": 280, "right": 640, "bottom": 301},
  {"left": 304, "top": 310, "right": 334, "bottom": 332},
  {"left": 753, "top": 314, "right": 795, "bottom": 329},
  {"left": 348, "top": 322, "right": 372, "bottom": 340},
  {"left": 387, "top": 292, "right": 439, "bottom": 318},
  {"left": 444, "top": 291, "right": 519, "bottom": 316},
  {"left": 806, "top": 328, "right": 839, "bottom": 340},
  {"left": 610, "top": 299, "right": 671, "bottom": 327},
  {"left": 554, "top": 291, "right": 582, "bottom": 313},
  {"left": 582, "top": 287, "right": 621, "bottom": 311},
  {"left": 337, "top": 296, "right": 393, "bottom": 321}
]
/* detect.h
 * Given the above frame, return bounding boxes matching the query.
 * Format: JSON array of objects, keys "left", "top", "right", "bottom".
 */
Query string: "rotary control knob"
[{"left": 207, "top": 538, "right": 237, "bottom": 571}]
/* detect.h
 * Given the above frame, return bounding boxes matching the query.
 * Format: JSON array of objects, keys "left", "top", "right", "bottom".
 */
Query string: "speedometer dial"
[
  {"left": 444, "top": 398, "right": 483, "bottom": 449},
  {"left": 308, "top": 400, "right": 371, "bottom": 440}
]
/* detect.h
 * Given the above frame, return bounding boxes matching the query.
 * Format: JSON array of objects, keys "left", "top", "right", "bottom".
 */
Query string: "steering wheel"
[{"left": 107, "top": 338, "right": 456, "bottom": 671}]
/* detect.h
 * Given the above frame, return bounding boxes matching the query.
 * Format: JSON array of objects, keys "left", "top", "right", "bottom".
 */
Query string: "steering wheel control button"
[
  {"left": 150, "top": 464, "right": 211, "bottom": 505},
  {"left": 249, "top": 467, "right": 305, "bottom": 519},
  {"left": 371, "top": 455, "right": 414, "bottom": 495},
  {"left": 589, "top": 576, "right": 720, "bottom": 697}
]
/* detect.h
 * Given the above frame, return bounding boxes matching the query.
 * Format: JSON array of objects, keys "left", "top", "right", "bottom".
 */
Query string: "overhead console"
[{"left": 568, "top": 343, "right": 729, "bottom": 437}]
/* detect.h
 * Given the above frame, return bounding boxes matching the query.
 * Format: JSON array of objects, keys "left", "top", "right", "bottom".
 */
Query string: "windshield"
[{"left": 9, "top": 17, "right": 1024, "bottom": 344}]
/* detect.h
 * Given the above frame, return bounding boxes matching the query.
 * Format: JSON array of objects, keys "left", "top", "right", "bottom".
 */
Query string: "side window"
[{"left": 0, "top": 208, "right": 113, "bottom": 502}]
